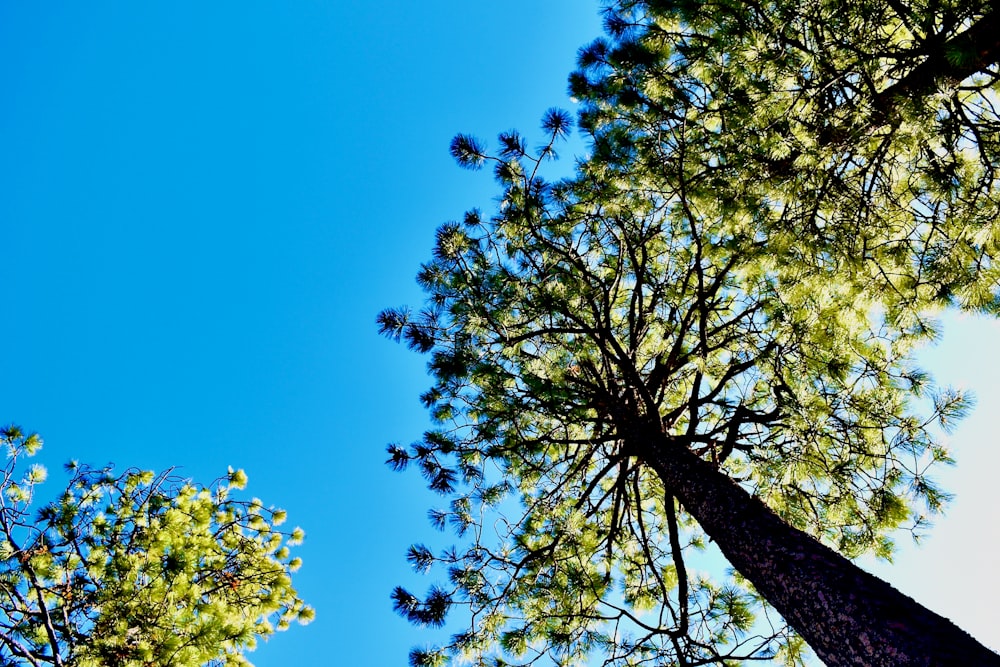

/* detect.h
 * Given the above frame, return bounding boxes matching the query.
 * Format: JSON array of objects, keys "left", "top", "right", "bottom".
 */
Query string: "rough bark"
[{"left": 641, "top": 433, "right": 1000, "bottom": 667}]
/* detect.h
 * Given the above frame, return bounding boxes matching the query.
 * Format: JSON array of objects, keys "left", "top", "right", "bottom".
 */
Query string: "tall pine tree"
[{"left": 383, "top": 2, "right": 1000, "bottom": 665}]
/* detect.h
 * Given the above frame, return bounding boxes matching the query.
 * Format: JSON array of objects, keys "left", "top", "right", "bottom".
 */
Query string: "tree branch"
[{"left": 873, "top": 8, "right": 1000, "bottom": 120}]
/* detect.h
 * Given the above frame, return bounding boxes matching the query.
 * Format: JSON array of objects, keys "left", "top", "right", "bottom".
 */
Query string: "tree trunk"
[
  {"left": 873, "top": 8, "right": 1000, "bottom": 121},
  {"left": 642, "top": 434, "right": 1000, "bottom": 666}
]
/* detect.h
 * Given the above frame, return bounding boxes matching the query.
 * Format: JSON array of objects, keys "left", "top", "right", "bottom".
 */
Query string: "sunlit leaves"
[
  {"left": 0, "top": 428, "right": 312, "bottom": 667},
  {"left": 228, "top": 465, "right": 249, "bottom": 490}
]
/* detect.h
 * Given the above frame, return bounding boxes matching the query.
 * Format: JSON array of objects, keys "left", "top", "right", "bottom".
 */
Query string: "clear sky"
[{"left": 0, "top": 2, "right": 996, "bottom": 665}]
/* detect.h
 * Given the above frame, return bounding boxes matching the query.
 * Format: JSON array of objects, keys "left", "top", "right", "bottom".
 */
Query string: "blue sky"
[{"left": 0, "top": 2, "right": 997, "bottom": 665}]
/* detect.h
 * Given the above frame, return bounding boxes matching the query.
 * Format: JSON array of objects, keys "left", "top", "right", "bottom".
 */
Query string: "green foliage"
[
  {"left": 383, "top": 1, "right": 1000, "bottom": 665},
  {"left": 574, "top": 0, "right": 1000, "bottom": 315},
  {"left": 0, "top": 425, "right": 312, "bottom": 667}
]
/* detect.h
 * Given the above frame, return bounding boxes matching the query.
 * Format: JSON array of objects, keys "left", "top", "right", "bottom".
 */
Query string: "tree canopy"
[
  {"left": 570, "top": 0, "right": 1000, "bottom": 316},
  {"left": 0, "top": 425, "right": 313, "bottom": 667},
  {"left": 382, "top": 1, "right": 1000, "bottom": 665}
]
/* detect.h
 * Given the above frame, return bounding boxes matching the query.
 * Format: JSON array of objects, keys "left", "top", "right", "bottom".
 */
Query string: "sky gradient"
[{"left": 1, "top": 2, "right": 997, "bottom": 664}]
